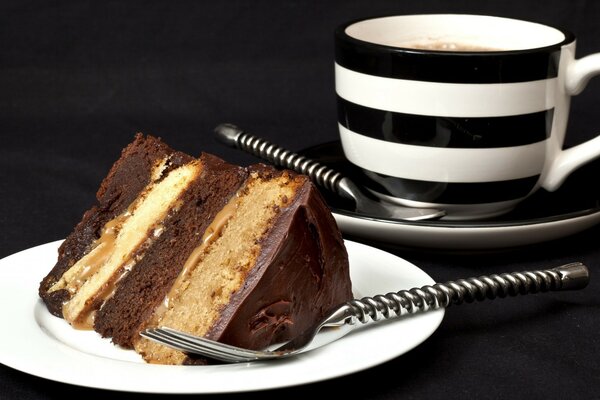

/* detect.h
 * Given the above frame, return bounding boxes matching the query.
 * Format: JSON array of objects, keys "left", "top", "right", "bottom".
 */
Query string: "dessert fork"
[{"left": 141, "top": 262, "right": 589, "bottom": 363}]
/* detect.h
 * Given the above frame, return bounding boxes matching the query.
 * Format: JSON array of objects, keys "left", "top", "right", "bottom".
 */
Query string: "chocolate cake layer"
[
  {"left": 54, "top": 160, "right": 203, "bottom": 328},
  {"left": 39, "top": 134, "right": 192, "bottom": 317},
  {"left": 94, "top": 153, "right": 247, "bottom": 347}
]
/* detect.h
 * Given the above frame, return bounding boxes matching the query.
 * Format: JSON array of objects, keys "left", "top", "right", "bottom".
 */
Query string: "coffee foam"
[{"left": 400, "top": 41, "right": 502, "bottom": 52}]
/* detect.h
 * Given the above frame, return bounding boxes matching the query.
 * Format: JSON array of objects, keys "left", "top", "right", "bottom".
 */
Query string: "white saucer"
[
  {"left": 0, "top": 240, "right": 443, "bottom": 393},
  {"left": 333, "top": 210, "right": 600, "bottom": 250},
  {"left": 300, "top": 141, "right": 600, "bottom": 250}
]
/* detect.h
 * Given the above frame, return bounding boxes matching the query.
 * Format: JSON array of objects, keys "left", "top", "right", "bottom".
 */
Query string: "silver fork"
[{"left": 141, "top": 262, "right": 589, "bottom": 363}]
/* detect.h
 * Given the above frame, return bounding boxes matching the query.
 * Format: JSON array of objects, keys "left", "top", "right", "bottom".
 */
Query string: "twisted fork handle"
[
  {"left": 215, "top": 123, "right": 346, "bottom": 195},
  {"left": 344, "top": 262, "right": 589, "bottom": 325}
]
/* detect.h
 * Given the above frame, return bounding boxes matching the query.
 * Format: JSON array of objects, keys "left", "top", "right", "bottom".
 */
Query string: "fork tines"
[{"left": 140, "top": 327, "right": 266, "bottom": 363}]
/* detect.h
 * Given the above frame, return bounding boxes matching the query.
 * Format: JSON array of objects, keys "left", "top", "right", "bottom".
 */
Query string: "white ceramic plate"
[
  {"left": 300, "top": 141, "right": 600, "bottom": 250},
  {"left": 0, "top": 240, "right": 443, "bottom": 394}
]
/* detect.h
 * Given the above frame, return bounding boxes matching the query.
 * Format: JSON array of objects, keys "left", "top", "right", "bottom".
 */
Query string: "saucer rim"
[{"left": 329, "top": 205, "right": 600, "bottom": 228}]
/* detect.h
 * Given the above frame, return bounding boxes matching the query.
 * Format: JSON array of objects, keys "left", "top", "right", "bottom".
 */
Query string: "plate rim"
[{"left": 0, "top": 239, "right": 444, "bottom": 394}]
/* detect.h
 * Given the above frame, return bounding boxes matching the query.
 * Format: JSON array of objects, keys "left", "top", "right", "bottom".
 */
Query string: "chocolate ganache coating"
[{"left": 204, "top": 164, "right": 353, "bottom": 351}]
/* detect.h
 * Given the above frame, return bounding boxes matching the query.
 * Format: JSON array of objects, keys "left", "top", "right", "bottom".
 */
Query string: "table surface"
[{"left": 2, "top": 1, "right": 600, "bottom": 399}]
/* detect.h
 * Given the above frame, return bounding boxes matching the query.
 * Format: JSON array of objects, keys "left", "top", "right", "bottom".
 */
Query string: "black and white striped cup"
[{"left": 335, "top": 14, "right": 600, "bottom": 220}]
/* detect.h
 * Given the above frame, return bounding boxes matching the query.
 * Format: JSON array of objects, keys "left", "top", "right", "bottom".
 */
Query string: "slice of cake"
[{"left": 39, "top": 134, "right": 352, "bottom": 365}]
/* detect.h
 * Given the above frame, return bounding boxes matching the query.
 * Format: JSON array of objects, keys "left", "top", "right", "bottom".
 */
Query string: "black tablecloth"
[{"left": 2, "top": 1, "right": 600, "bottom": 399}]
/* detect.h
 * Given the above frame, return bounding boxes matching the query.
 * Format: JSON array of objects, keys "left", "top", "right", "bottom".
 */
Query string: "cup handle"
[{"left": 542, "top": 53, "right": 600, "bottom": 191}]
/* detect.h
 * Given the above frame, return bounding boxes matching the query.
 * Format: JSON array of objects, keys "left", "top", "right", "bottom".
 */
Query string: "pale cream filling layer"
[{"left": 48, "top": 159, "right": 202, "bottom": 329}]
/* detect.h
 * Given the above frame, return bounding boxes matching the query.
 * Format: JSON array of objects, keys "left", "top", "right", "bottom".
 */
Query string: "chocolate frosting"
[{"left": 205, "top": 165, "right": 353, "bottom": 350}]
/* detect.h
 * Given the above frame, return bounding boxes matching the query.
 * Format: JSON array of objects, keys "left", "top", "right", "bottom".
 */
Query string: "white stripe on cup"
[
  {"left": 339, "top": 124, "right": 546, "bottom": 182},
  {"left": 335, "top": 63, "right": 556, "bottom": 117}
]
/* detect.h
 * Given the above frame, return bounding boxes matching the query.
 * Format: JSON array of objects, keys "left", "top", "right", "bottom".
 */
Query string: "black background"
[{"left": 1, "top": 1, "right": 600, "bottom": 399}]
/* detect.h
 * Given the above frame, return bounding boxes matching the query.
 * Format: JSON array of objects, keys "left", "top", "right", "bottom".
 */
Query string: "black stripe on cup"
[
  {"left": 337, "top": 96, "right": 553, "bottom": 148},
  {"left": 357, "top": 170, "right": 539, "bottom": 204},
  {"left": 335, "top": 32, "right": 564, "bottom": 84}
]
